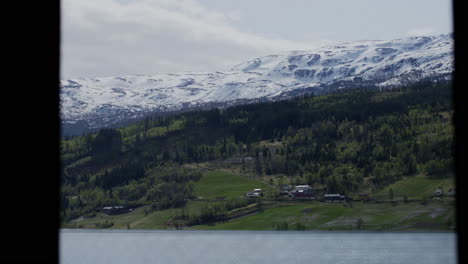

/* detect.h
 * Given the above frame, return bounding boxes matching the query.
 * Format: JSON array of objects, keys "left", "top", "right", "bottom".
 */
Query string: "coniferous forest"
[{"left": 60, "top": 79, "right": 454, "bottom": 228}]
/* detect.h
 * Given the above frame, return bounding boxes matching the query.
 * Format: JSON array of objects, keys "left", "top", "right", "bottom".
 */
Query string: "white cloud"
[
  {"left": 60, "top": 0, "right": 316, "bottom": 79},
  {"left": 60, "top": 0, "right": 452, "bottom": 79}
]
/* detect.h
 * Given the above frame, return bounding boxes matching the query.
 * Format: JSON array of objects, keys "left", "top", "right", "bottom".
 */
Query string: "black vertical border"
[
  {"left": 452, "top": 0, "right": 466, "bottom": 263},
  {"left": 3, "top": 0, "right": 60, "bottom": 263},
  {"left": 2, "top": 0, "right": 463, "bottom": 263}
]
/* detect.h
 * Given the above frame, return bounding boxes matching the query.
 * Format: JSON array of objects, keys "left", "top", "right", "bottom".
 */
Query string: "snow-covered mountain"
[{"left": 60, "top": 34, "right": 453, "bottom": 136}]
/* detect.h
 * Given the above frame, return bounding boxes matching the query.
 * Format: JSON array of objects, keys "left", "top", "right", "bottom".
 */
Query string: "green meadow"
[
  {"left": 191, "top": 200, "right": 455, "bottom": 231},
  {"left": 373, "top": 174, "right": 455, "bottom": 200},
  {"left": 194, "top": 171, "right": 274, "bottom": 200}
]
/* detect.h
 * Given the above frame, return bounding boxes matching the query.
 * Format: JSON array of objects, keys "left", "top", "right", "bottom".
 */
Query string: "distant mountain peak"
[{"left": 60, "top": 33, "right": 453, "bottom": 136}]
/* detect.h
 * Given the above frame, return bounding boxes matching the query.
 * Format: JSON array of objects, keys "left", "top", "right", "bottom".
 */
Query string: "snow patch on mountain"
[{"left": 60, "top": 34, "right": 453, "bottom": 135}]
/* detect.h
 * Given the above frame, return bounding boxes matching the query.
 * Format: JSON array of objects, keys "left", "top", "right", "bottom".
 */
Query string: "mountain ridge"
[{"left": 60, "top": 33, "right": 453, "bottom": 136}]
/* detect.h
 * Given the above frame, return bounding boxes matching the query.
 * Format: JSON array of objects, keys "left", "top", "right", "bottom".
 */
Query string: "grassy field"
[
  {"left": 62, "top": 171, "right": 274, "bottom": 229},
  {"left": 194, "top": 171, "right": 275, "bottom": 200},
  {"left": 62, "top": 200, "right": 215, "bottom": 230},
  {"left": 191, "top": 199, "right": 455, "bottom": 231},
  {"left": 62, "top": 198, "right": 455, "bottom": 231},
  {"left": 191, "top": 203, "right": 344, "bottom": 230},
  {"left": 373, "top": 174, "right": 455, "bottom": 200},
  {"left": 61, "top": 171, "right": 456, "bottom": 231}
]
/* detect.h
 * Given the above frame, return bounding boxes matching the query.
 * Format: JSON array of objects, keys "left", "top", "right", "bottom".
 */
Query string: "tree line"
[{"left": 60, "top": 79, "right": 454, "bottom": 222}]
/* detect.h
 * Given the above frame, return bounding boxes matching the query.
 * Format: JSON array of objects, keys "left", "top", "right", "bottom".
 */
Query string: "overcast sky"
[{"left": 60, "top": 0, "right": 453, "bottom": 80}]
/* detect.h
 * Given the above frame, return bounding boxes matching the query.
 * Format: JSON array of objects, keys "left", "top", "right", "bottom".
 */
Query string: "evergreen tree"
[{"left": 255, "top": 156, "right": 263, "bottom": 176}]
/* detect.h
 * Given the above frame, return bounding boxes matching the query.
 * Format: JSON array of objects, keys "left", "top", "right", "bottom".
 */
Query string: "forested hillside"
[{"left": 60, "top": 79, "right": 454, "bottom": 225}]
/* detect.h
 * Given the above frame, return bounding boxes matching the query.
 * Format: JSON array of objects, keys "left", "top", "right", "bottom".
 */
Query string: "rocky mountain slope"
[{"left": 60, "top": 34, "right": 453, "bottom": 136}]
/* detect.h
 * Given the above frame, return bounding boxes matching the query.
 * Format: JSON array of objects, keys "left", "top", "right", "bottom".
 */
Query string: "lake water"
[{"left": 60, "top": 229, "right": 457, "bottom": 264}]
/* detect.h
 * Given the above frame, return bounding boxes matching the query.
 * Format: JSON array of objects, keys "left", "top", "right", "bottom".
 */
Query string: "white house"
[
  {"left": 324, "top": 194, "right": 345, "bottom": 202},
  {"left": 294, "top": 185, "right": 311, "bottom": 190},
  {"left": 246, "top": 189, "right": 264, "bottom": 198},
  {"left": 433, "top": 188, "right": 444, "bottom": 197}
]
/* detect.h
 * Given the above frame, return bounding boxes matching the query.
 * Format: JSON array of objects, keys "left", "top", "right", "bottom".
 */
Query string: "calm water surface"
[{"left": 60, "top": 229, "right": 457, "bottom": 264}]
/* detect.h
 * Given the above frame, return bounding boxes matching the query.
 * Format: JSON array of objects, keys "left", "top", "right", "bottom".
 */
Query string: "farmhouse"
[
  {"left": 290, "top": 185, "right": 316, "bottom": 199},
  {"left": 101, "top": 206, "right": 132, "bottom": 215},
  {"left": 433, "top": 188, "right": 444, "bottom": 197},
  {"left": 253, "top": 189, "right": 264, "bottom": 194},
  {"left": 294, "top": 185, "right": 311, "bottom": 190},
  {"left": 324, "top": 194, "right": 346, "bottom": 202},
  {"left": 291, "top": 189, "right": 316, "bottom": 199},
  {"left": 246, "top": 188, "right": 264, "bottom": 198}
]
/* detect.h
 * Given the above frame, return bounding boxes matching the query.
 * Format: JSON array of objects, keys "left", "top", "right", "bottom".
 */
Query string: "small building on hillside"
[
  {"left": 253, "top": 189, "right": 263, "bottom": 194},
  {"left": 294, "top": 185, "right": 311, "bottom": 191},
  {"left": 101, "top": 206, "right": 132, "bottom": 215},
  {"left": 324, "top": 194, "right": 346, "bottom": 203},
  {"left": 433, "top": 188, "right": 444, "bottom": 197},
  {"left": 289, "top": 185, "right": 315, "bottom": 200},
  {"left": 447, "top": 189, "right": 455, "bottom": 197},
  {"left": 246, "top": 189, "right": 264, "bottom": 198},
  {"left": 291, "top": 189, "right": 316, "bottom": 199},
  {"left": 246, "top": 191, "right": 259, "bottom": 198}
]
